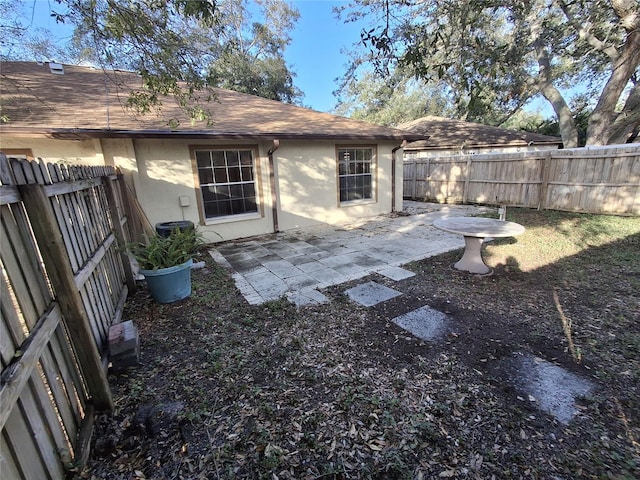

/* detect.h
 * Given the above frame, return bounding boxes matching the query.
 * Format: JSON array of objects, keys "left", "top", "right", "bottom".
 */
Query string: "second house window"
[{"left": 338, "top": 147, "right": 374, "bottom": 202}]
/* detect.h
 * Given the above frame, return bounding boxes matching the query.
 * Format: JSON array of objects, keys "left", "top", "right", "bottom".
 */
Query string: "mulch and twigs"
[{"left": 76, "top": 208, "right": 639, "bottom": 480}]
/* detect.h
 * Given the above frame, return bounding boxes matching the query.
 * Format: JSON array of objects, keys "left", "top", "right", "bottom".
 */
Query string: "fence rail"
[
  {"left": 403, "top": 145, "right": 640, "bottom": 215},
  {"left": 0, "top": 155, "right": 137, "bottom": 479}
]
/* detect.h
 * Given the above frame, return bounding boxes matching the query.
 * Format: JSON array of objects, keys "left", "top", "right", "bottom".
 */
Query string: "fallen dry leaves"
[{"left": 76, "top": 209, "right": 640, "bottom": 480}]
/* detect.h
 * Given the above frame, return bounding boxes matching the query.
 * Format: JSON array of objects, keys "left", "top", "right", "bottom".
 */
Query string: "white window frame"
[{"left": 337, "top": 146, "right": 376, "bottom": 204}]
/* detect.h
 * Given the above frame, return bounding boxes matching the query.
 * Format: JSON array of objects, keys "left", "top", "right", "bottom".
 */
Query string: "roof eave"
[
  {"left": 404, "top": 140, "right": 563, "bottom": 151},
  {"left": 1, "top": 127, "right": 427, "bottom": 143}
]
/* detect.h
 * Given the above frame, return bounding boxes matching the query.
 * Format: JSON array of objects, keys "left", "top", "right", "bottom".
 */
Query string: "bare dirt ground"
[{"left": 76, "top": 208, "right": 639, "bottom": 480}]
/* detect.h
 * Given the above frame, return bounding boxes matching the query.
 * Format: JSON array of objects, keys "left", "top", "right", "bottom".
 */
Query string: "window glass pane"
[
  {"left": 202, "top": 186, "right": 216, "bottom": 201},
  {"left": 212, "top": 151, "right": 226, "bottom": 167},
  {"left": 196, "top": 151, "right": 211, "bottom": 168},
  {"left": 214, "top": 168, "right": 228, "bottom": 183},
  {"left": 199, "top": 168, "right": 214, "bottom": 184},
  {"left": 240, "top": 151, "right": 252, "bottom": 165},
  {"left": 245, "top": 197, "right": 257, "bottom": 212},
  {"left": 363, "top": 180, "right": 372, "bottom": 198},
  {"left": 216, "top": 185, "right": 230, "bottom": 198},
  {"left": 218, "top": 200, "right": 232, "bottom": 216},
  {"left": 243, "top": 183, "right": 255, "bottom": 198},
  {"left": 231, "top": 199, "right": 244, "bottom": 214},
  {"left": 241, "top": 167, "right": 253, "bottom": 181},
  {"left": 226, "top": 151, "right": 240, "bottom": 166},
  {"left": 230, "top": 184, "right": 243, "bottom": 198},
  {"left": 228, "top": 167, "right": 241, "bottom": 182},
  {"left": 204, "top": 202, "right": 218, "bottom": 217}
]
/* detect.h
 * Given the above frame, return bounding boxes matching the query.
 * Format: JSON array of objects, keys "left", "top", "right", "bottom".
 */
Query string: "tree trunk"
[
  {"left": 529, "top": 13, "right": 578, "bottom": 148},
  {"left": 540, "top": 82, "right": 579, "bottom": 148},
  {"left": 608, "top": 83, "right": 640, "bottom": 144},
  {"left": 585, "top": 8, "right": 640, "bottom": 145}
]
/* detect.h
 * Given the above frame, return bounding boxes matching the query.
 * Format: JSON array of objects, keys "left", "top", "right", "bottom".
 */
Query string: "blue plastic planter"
[{"left": 139, "top": 259, "right": 193, "bottom": 304}]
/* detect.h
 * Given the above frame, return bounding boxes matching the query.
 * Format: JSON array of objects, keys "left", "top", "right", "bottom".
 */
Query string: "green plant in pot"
[{"left": 128, "top": 226, "right": 205, "bottom": 304}]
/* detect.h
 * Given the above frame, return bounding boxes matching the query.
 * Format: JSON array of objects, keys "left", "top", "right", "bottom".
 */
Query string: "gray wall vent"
[{"left": 49, "top": 62, "right": 64, "bottom": 74}]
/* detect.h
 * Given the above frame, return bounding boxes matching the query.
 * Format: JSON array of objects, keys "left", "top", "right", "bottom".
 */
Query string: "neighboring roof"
[
  {"left": 398, "top": 116, "right": 563, "bottom": 150},
  {"left": 0, "top": 61, "right": 425, "bottom": 142}
]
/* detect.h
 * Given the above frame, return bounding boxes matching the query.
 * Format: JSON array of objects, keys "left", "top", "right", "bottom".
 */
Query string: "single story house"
[
  {"left": 398, "top": 116, "right": 562, "bottom": 158},
  {"left": 1, "top": 61, "right": 425, "bottom": 243}
]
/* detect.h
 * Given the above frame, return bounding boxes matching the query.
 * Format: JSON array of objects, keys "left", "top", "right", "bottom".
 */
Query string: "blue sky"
[
  {"left": 287, "top": 1, "right": 364, "bottom": 112},
  {"left": 22, "top": 0, "right": 362, "bottom": 113},
  {"left": 19, "top": 0, "right": 554, "bottom": 117}
]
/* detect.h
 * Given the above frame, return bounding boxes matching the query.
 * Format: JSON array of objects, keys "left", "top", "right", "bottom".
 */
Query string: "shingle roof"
[
  {"left": 398, "top": 116, "right": 562, "bottom": 150},
  {"left": 1, "top": 61, "right": 425, "bottom": 142}
]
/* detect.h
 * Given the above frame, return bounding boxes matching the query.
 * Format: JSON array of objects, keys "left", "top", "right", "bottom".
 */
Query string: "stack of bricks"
[{"left": 108, "top": 320, "right": 140, "bottom": 371}]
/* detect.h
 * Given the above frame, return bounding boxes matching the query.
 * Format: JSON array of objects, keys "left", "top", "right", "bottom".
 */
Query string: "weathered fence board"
[
  {"left": 403, "top": 145, "right": 640, "bottom": 215},
  {"left": 1, "top": 154, "right": 138, "bottom": 479}
]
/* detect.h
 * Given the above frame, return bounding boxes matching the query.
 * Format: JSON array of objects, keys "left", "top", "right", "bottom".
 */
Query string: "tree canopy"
[
  {"left": 336, "top": 0, "right": 640, "bottom": 146},
  {"left": 1, "top": 0, "right": 302, "bottom": 123},
  {"left": 334, "top": 71, "right": 456, "bottom": 126},
  {"left": 204, "top": 0, "right": 301, "bottom": 103}
]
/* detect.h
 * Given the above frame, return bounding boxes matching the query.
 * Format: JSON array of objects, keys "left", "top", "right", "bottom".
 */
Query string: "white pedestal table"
[{"left": 433, "top": 217, "right": 525, "bottom": 275}]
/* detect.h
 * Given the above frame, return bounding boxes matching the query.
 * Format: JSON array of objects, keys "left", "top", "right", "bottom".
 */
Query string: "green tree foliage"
[
  {"left": 1, "top": 0, "right": 301, "bottom": 122},
  {"left": 204, "top": 0, "right": 302, "bottom": 103},
  {"left": 334, "top": 70, "right": 455, "bottom": 126},
  {"left": 336, "top": 0, "right": 640, "bottom": 146}
]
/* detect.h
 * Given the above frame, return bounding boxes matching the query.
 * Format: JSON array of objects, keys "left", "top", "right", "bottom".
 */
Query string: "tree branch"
[{"left": 557, "top": 0, "right": 619, "bottom": 62}]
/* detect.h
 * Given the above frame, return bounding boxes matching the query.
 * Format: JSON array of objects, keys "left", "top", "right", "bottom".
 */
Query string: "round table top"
[{"left": 433, "top": 217, "right": 525, "bottom": 238}]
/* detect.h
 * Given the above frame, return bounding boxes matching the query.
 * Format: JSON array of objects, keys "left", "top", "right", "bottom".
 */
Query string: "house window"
[
  {"left": 195, "top": 148, "right": 258, "bottom": 218},
  {"left": 338, "top": 147, "right": 374, "bottom": 202}
]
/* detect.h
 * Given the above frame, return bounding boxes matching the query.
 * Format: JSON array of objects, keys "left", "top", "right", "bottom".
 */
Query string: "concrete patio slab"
[
  {"left": 344, "top": 281, "right": 403, "bottom": 307},
  {"left": 209, "top": 201, "right": 495, "bottom": 305},
  {"left": 392, "top": 305, "right": 451, "bottom": 342},
  {"left": 377, "top": 266, "right": 416, "bottom": 281},
  {"left": 494, "top": 352, "right": 594, "bottom": 424}
]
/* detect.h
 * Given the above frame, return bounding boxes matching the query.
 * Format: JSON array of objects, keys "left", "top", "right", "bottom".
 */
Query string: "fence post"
[
  {"left": 18, "top": 183, "right": 113, "bottom": 411},
  {"left": 103, "top": 176, "right": 137, "bottom": 292},
  {"left": 412, "top": 160, "right": 418, "bottom": 199},
  {"left": 539, "top": 152, "right": 552, "bottom": 210},
  {"left": 463, "top": 156, "right": 473, "bottom": 203}
]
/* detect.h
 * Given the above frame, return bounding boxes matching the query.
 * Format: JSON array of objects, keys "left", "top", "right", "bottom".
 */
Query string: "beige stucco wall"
[
  {"left": 274, "top": 140, "right": 401, "bottom": 231},
  {"left": 0, "top": 136, "right": 105, "bottom": 164},
  {"left": 129, "top": 138, "right": 275, "bottom": 243},
  {"left": 1, "top": 134, "right": 404, "bottom": 242}
]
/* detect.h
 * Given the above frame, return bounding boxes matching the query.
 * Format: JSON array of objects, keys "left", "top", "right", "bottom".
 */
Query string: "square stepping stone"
[
  {"left": 286, "top": 288, "right": 329, "bottom": 307},
  {"left": 512, "top": 353, "right": 594, "bottom": 424},
  {"left": 392, "top": 305, "right": 449, "bottom": 341},
  {"left": 345, "top": 281, "right": 402, "bottom": 307},
  {"left": 377, "top": 266, "right": 416, "bottom": 281}
]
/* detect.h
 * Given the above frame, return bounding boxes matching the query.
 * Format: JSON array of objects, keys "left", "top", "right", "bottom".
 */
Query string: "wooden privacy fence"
[
  {"left": 403, "top": 145, "right": 640, "bottom": 215},
  {"left": 0, "top": 154, "right": 138, "bottom": 479}
]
